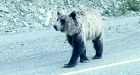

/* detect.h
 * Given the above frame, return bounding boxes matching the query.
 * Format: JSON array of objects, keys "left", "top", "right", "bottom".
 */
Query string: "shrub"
[{"left": 119, "top": 0, "right": 140, "bottom": 14}]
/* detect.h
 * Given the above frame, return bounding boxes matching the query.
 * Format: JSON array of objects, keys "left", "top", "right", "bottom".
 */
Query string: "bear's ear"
[
  {"left": 57, "top": 11, "right": 62, "bottom": 16},
  {"left": 69, "top": 11, "right": 76, "bottom": 20}
]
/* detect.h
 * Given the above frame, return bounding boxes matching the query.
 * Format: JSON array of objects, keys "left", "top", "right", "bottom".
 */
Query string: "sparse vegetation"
[{"left": 119, "top": 0, "right": 140, "bottom": 15}]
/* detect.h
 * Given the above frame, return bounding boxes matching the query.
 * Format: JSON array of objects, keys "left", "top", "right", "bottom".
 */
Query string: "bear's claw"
[
  {"left": 80, "top": 60, "right": 89, "bottom": 63},
  {"left": 80, "top": 58, "right": 89, "bottom": 63},
  {"left": 92, "top": 56, "right": 102, "bottom": 59},
  {"left": 63, "top": 63, "right": 76, "bottom": 68}
]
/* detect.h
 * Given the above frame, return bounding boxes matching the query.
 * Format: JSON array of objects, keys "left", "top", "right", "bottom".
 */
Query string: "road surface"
[{"left": 0, "top": 16, "right": 140, "bottom": 75}]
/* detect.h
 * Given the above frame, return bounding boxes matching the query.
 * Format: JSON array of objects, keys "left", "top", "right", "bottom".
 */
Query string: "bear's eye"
[{"left": 60, "top": 19, "right": 65, "bottom": 25}]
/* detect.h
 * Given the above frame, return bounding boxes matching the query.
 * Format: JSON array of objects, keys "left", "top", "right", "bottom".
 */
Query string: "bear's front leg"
[
  {"left": 64, "top": 34, "right": 85, "bottom": 68},
  {"left": 63, "top": 45, "right": 84, "bottom": 68},
  {"left": 80, "top": 50, "right": 89, "bottom": 63}
]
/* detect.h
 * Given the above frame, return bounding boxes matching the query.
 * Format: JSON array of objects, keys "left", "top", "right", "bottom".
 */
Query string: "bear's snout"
[{"left": 53, "top": 25, "right": 64, "bottom": 32}]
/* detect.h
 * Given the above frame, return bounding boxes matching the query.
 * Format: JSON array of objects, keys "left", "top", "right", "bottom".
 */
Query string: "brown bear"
[{"left": 54, "top": 9, "right": 103, "bottom": 68}]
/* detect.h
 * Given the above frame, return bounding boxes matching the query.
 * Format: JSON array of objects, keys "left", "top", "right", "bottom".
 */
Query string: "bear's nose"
[{"left": 53, "top": 25, "right": 57, "bottom": 30}]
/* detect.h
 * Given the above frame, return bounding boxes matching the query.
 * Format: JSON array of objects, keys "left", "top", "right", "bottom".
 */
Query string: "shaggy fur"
[
  {"left": 73, "top": 9, "right": 103, "bottom": 42},
  {"left": 54, "top": 9, "right": 103, "bottom": 68}
]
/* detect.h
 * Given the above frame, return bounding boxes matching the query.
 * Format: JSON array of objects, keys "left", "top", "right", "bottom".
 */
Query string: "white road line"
[{"left": 59, "top": 58, "right": 140, "bottom": 75}]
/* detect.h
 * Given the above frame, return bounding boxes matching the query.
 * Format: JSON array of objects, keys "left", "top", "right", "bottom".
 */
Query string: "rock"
[
  {"left": 23, "top": 21, "right": 30, "bottom": 28},
  {"left": 0, "top": 21, "right": 8, "bottom": 27},
  {"left": 30, "top": 22, "right": 43, "bottom": 29},
  {"left": 0, "top": 3, "right": 10, "bottom": 13},
  {"left": 14, "top": 21, "right": 25, "bottom": 28},
  {"left": 38, "top": 8, "right": 46, "bottom": 14}
]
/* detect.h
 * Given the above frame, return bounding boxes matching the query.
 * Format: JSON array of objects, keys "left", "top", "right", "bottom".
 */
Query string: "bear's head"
[{"left": 54, "top": 11, "right": 80, "bottom": 36}]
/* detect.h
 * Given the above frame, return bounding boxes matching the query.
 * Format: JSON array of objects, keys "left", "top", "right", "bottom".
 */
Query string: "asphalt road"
[
  {"left": 0, "top": 30, "right": 140, "bottom": 75},
  {"left": 0, "top": 16, "right": 140, "bottom": 75}
]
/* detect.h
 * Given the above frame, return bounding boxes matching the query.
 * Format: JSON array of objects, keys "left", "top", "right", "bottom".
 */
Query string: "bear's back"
[{"left": 77, "top": 9, "right": 103, "bottom": 42}]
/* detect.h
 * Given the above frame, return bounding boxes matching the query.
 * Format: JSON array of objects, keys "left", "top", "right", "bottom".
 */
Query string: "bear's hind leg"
[
  {"left": 80, "top": 50, "right": 89, "bottom": 63},
  {"left": 92, "top": 39, "right": 103, "bottom": 59}
]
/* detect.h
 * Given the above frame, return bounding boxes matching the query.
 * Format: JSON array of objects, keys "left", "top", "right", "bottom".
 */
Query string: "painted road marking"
[{"left": 60, "top": 58, "right": 140, "bottom": 75}]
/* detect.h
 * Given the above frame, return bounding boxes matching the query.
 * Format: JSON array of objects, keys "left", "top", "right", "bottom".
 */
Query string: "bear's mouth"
[{"left": 60, "top": 29, "right": 65, "bottom": 32}]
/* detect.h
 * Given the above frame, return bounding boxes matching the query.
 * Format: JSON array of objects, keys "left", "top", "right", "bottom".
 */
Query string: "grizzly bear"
[{"left": 54, "top": 9, "right": 103, "bottom": 68}]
